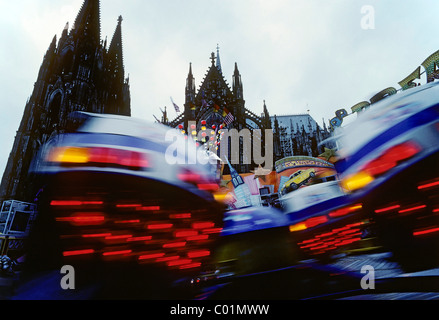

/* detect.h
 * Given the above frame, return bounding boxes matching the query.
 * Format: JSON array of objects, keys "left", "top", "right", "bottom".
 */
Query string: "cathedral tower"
[
  {"left": 167, "top": 47, "right": 272, "bottom": 174},
  {"left": 0, "top": 0, "right": 130, "bottom": 202}
]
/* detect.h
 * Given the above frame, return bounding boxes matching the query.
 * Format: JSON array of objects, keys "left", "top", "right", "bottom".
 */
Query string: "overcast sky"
[{"left": 1, "top": 0, "right": 439, "bottom": 177}]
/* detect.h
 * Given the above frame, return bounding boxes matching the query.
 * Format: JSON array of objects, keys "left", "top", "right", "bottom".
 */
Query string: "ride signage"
[
  {"left": 330, "top": 49, "right": 439, "bottom": 130},
  {"left": 275, "top": 156, "right": 334, "bottom": 174}
]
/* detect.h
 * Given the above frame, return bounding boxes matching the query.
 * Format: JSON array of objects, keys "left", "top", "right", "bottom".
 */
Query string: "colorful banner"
[
  {"left": 219, "top": 156, "right": 337, "bottom": 208},
  {"left": 275, "top": 156, "right": 334, "bottom": 174},
  {"left": 422, "top": 50, "right": 439, "bottom": 83},
  {"left": 398, "top": 66, "right": 421, "bottom": 90},
  {"left": 341, "top": 49, "right": 439, "bottom": 122}
]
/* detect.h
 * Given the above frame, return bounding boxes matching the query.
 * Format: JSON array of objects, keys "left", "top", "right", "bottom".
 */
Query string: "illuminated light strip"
[
  {"left": 187, "top": 250, "right": 210, "bottom": 258},
  {"left": 399, "top": 205, "right": 427, "bottom": 214},
  {"left": 413, "top": 227, "right": 439, "bottom": 236},
  {"left": 340, "top": 228, "right": 361, "bottom": 236},
  {"left": 175, "top": 230, "right": 198, "bottom": 238},
  {"left": 116, "top": 204, "right": 142, "bottom": 208},
  {"left": 202, "top": 228, "right": 223, "bottom": 234},
  {"left": 300, "top": 239, "right": 318, "bottom": 245},
  {"left": 127, "top": 236, "right": 152, "bottom": 242},
  {"left": 332, "top": 226, "right": 352, "bottom": 233},
  {"left": 163, "top": 242, "right": 187, "bottom": 248},
  {"left": 335, "top": 238, "right": 362, "bottom": 247},
  {"left": 138, "top": 253, "right": 165, "bottom": 260},
  {"left": 179, "top": 262, "right": 202, "bottom": 270},
  {"left": 310, "top": 245, "right": 328, "bottom": 251},
  {"left": 136, "top": 206, "right": 161, "bottom": 211},
  {"left": 305, "top": 216, "right": 329, "bottom": 228},
  {"left": 147, "top": 223, "right": 173, "bottom": 230},
  {"left": 105, "top": 235, "right": 132, "bottom": 240},
  {"left": 51, "top": 200, "right": 104, "bottom": 207},
  {"left": 316, "top": 232, "right": 335, "bottom": 238},
  {"left": 187, "top": 235, "right": 209, "bottom": 241},
  {"left": 346, "top": 222, "right": 364, "bottom": 228},
  {"left": 302, "top": 242, "right": 324, "bottom": 249},
  {"left": 340, "top": 232, "right": 363, "bottom": 239},
  {"left": 290, "top": 215, "right": 329, "bottom": 233},
  {"left": 51, "top": 200, "right": 84, "bottom": 206},
  {"left": 197, "top": 183, "right": 220, "bottom": 191},
  {"left": 156, "top": 256, "right": 180, "bottom": 262},
  {"left": 82, "top": 233, "right": 112, "bottom": 238},
  {"left": 56, "top": 215, "right": 105, "bottom": 224},
  {"left": 167, "top": 259, "right": 192, "bottom": 267},
  {"left": 170, "top": 213, "right": 191, "bottom": 219},
  {"left": 192, "top": 222, "right": 215, "bottom": 229},
  {"left": 115, "top": 220, "right": 141, "bottom": 224},
  {"left": 289, "top": 223, "right": 307, "bottom": 232},
  {"left": 329, "top": 204, "right": 363, "bottom": 218},
  {"left": 51, "top": 146, "right": 150, "bottom": 168},
  {"left": 418, "top": 181, "right": 439, "bottom": 190},
  {"left": 102, "top": 250, "right": 132, "bottom": 257},
  {"left": 342, "top": 172, "right": 374, "bottom": 192},
  {"left": 178, "top": 173, "right": 201, "bottom": 182},
  {"left": 375, "top": 205, "right": 401, "bottom": 214},
  {"left": 63, "top": 249, "right": 95, "bottom": 257},
  {"left": 73, "top": 216, "right": 105, "bottom": 223},
  {"left": 433, "top": 208, "right": 439, "bottom": 213},
  {"left": 323, "top": 240, "right": 340, "bottom": 247},
  {"left": 301, "top": 243, "right": 321, "bottom": 249}
]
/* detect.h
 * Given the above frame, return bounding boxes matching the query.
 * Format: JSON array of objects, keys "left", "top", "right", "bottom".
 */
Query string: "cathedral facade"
[
  {"left": 166, "top": 48, "right": 273, "bottom": 174},
  {"left": 0, "top": 0, "right": 130, "bottom": 202},
  {"left": 165, "top": 48, "right": 333, "bottom": 173},
  {"left": 271, "top": 114, "right": 333, "bottom": 161}
]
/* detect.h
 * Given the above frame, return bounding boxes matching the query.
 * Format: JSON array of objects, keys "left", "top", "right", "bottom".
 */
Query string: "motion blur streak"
[
  {"left": 413, "top": 227, "right": 439, "bottom": 236},
  {"left": 63, "top": 249, "right": 95, "bottom": 257},
  {"left": 375, "top": 205, "right": 401, "bottom": 214},
  {"left": 398, "top": 205, "right": 427, "bottom": 214}
]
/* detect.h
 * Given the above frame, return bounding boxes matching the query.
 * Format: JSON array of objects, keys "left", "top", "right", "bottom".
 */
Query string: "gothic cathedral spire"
[
  {"left": 73, "top": 0, "right": 101, "bottom": 44},
  {"left": 232, "top": 62, "right": 243, "bottom": 101},
  {"left": 0, "top": 1, "right": 130, "bottom": 202},
  {"left": 108, "top": 15, "right": 125, "bottom": 82}
]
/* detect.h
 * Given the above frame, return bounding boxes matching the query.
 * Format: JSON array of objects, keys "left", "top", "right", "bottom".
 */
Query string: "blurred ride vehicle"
[
  {"left": 279, "top": 168, "right": 316, "bottom": 195},
  {"left": 284, "top": 177, "right": 374, "bottom": 262},
  {"left": 285, "top": 83, "right": 439, "bottom": 269},
  {"left": 281, "top": 180, "right": 342, "bottom": 214},
  {"left": 190, "top": 206, "right": 296, "bottom": 291},
  {"left": 19, "top": 112, "right": 226, "bottom": 299},
  {"left": 335, "top": 82, "right": 439, "bottom": 271}
]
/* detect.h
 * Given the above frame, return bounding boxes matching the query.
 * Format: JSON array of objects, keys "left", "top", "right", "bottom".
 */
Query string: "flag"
[
  {"left": 170, "top": 97, "right": 180, "bottom": 113},
  {"left": 213, "top": 104, "right": 220, "bottom": 113},
  {"left": 224, "top": 112, "right": 234, "bottom": 125}
]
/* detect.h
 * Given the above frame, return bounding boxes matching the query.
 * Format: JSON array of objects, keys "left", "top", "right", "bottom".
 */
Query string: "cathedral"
[
  {"left": 0, "top": 0, "right": 130, "bottom": 202},
  {"left": 164, "top": 47, "right": 333, "bottom": 173},
  {"left": 1, "top": 0, "right": 333, "bottom": 203},
  {"left": 165, "top": 47, "right": 273, "bottom": 174},
  {"left": 271, "top": 114, "right": 333, "bottom": 161}
]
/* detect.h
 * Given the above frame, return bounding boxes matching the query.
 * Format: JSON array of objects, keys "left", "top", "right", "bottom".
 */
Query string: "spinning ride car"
[
  {"left": 24, "top": 112, "right": 225, "bottom": 299},
  {"left": 336, "top": 82, "right": 439, "bottom": 271}
]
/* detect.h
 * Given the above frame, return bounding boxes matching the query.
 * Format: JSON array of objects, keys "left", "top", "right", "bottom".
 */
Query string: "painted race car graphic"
[{"left": 280, "top": 168, "right": 316, "bottom": 195}]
